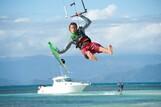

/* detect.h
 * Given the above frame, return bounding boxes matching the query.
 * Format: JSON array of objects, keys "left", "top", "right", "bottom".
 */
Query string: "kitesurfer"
[{"left": 58, "top": 13, "right": 113, "bottom": 61}]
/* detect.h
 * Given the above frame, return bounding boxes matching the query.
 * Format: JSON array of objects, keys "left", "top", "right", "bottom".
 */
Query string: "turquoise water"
[{"left": 0, "top": 83, "right": 161, "bottom": 107}]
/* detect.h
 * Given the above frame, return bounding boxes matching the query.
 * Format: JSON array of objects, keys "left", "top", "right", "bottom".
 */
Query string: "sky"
[{"left": 0, "top": 0, "right": 161, "bottom": 57}]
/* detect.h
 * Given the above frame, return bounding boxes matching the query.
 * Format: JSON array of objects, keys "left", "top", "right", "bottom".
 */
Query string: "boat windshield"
[
  {"left": 55, "top": 79, "right": 64, "bottom": 82},
  {"left": 55, "top": 78, "right": 72, "bottom": 82},
  {"left": 64, "top": 78, "right": 72, "bottom": 82}
]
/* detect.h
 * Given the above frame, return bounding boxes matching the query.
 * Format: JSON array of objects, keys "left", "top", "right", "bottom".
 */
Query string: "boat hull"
[{"left": 38, "top": 83, "right": 89, "bottom": 94}]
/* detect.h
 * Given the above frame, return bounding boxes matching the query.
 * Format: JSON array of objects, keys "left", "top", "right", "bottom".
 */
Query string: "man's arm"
[
  {"left": 80, "top": 15, "right": 92, "bottom": 31},
  {"left": 58, "top": 41, "right": 75, "bottom": 54}
]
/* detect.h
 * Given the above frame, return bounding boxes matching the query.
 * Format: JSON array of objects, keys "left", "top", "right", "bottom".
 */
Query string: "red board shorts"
[{"left": 81, "top": 42, "right": 102, "bottom": 55}]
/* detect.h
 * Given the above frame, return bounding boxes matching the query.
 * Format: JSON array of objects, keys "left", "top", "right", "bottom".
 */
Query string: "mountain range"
[{"left": 0, "top": 54, "right": 161, "bottom": 86}]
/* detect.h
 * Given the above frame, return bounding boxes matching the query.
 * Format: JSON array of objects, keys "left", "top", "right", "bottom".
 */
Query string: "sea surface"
[{"left": 0, "top": 82, "right": 161, "bottom": 107}]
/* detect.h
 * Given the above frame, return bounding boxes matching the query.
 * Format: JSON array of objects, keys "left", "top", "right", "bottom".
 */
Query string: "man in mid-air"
[{"left": 58, "top": 13, "right": 113, "bottom": 61}]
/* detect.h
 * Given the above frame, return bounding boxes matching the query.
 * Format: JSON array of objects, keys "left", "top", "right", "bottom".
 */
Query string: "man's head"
[{"left": 69, "top": 22, "right": 77, "bottom": 33}]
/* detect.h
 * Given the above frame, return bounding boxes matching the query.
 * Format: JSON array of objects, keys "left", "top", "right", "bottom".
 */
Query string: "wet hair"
[{"left": 69, "top": 22, "right": 77, "bottom": 30}]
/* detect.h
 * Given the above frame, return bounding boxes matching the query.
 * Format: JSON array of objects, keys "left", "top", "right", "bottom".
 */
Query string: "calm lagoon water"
[{"left": 0, "top": 83, "right": 161, "bottom": 107}]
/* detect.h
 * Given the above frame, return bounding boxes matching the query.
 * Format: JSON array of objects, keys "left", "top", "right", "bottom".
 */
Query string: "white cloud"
[
  {"left": 2, "top": 21, "right": 161, "bottom": 57},
  {"left": 0, "top": 27, "right": 72, "bottom": 57},
  {"left": 0, "top": 30, "right": 7, "bottom": 40},
  {"left": 14, "top": 18, "right": 31, "bottom": 23},
  {"left": 122, "top": 15, "right": 130, "bottom": 19},
  {"left": 86, "top": 4, "right": 117, "bottom": 20},
  {"left": 90, "top": 22, "right": 161, "bottom": 54},
  {"left": 143, "top": 23, "right": 161, "bottom": 34},
  {"left": 1, "top": 13, "right": 161, "bottom": 57},
  {"left": 0, "top": 16, "right": 8, "bottom": 20},
  {"left": 0, "top": 30, "right": 6, "bottom": 35}
]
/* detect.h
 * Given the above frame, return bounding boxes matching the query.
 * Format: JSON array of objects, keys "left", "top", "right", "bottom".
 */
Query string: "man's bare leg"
[
  {"left": 85, "top": 51, "right": 97, "bottom": 61},
  {"left": 99, "top": 44, "right": 113, "bottom": 55}
]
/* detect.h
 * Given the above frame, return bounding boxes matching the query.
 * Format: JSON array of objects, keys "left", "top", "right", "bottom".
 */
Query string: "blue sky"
[{"left": 0, "top": 0, "right": 161, "bottom": 57}]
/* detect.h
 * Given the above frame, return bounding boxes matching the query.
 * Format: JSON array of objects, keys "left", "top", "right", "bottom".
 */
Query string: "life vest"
[{"left": 71, "top": 32, "right": 78, "bottom": 41}]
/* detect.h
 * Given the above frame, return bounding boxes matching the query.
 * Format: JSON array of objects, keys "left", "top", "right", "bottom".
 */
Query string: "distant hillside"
[
  {"left": 98, "top": 63, "right": 161, "bottom": 83},
  {"left": 0, "top": 54, "right": 161, "bottom": 86},
  {"left": 127, "top": 63, "right": 161, "bottom": 82}
]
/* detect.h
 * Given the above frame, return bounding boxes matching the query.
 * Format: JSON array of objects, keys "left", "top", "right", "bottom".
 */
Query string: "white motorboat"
[
  {"left": 37, "top": 75, "right": 90, "bottom": 94},
  {"left": 38, "top": 42, "right": 90, "bottom": 94}
]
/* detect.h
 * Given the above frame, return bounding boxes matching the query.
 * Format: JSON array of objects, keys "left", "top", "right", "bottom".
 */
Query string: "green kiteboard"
[{"left": 48, "top": 42, "right": 68, "bottom": 74}]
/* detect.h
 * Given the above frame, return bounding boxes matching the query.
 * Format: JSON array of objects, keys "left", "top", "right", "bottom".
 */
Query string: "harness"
[
  {"left": 77, "top": 36, "right": 91, "bottom": 49},
  {"left": 70, "top": 28, "right": 91, "bottom": 49}
]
